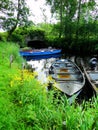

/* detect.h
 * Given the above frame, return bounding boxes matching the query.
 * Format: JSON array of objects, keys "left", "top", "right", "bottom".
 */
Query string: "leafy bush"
[
  {"left": 0, "top": 32, "right": 8, "bottom": 41},
  {"left": 20, "top": 47, "right": 32, "bottom": 51}
]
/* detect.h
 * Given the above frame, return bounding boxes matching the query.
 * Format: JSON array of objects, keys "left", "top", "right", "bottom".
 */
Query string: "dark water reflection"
[
  {"left": 76, "top": 56, "right": 96, "bottom": 102},
  {"left": 26, "top": 54, "right": 95, "bottom": 103}
]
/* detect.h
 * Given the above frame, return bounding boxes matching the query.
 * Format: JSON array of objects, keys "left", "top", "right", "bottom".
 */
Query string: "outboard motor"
[{"left": 89, "top": 57, "right": 97, "bottom": 70}]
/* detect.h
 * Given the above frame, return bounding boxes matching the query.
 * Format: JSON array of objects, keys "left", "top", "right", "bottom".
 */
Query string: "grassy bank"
[{"left": 0, "top": 42, "right": 98, "bottom": 130}]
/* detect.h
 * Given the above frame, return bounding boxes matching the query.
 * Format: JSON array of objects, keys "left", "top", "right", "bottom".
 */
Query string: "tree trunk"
[
  {"left": 59, "top": 0, "right": 63, "bottom": 38},
  {"left": 75, "top": 0, "right": 81, "bottom": 43},
  {"left": 7, "top": 0, "right": 21, "bottom": 40}
]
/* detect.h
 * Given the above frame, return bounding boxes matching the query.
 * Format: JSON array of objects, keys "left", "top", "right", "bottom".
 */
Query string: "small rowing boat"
[
  {"left": 81, "top": 58, "right": 98, "bottom": 94},
  {"left": 19, "top": 48, "right": 61, "bottom": 57},
  {"left": 49, "top": 59, "right": 85, "bottom": 97}
]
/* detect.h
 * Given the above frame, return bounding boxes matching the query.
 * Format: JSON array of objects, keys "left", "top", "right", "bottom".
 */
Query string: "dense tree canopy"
[
  {"left": 0, "top": 0, "right": 30, "bottom": 38},
  {"left": 0, "top": 0, "right": 98, "bottom": 54},
  {"left": 45, "top": 0, "right": 97, "bottom": 38}
]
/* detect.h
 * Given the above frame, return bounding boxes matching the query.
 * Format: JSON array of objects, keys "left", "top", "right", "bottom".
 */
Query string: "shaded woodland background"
[{"left": 0, "top": 0, "right": 98, "bottom": 55}]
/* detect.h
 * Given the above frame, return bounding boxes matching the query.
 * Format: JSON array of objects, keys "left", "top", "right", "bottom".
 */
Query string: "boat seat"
[
  {"left": 66, "top": 63, "right": 74, "bottom": 67},
  {"left": 54, "top": 78, "right": 80, "bottom": 81},
  {"left": 56, "top": 72, "right": 79, "bottom": 75}
]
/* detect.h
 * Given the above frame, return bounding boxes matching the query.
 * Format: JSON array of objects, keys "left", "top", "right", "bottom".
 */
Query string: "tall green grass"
[{"left": 0, "top": 41, "right": 98, "bottom": 130}]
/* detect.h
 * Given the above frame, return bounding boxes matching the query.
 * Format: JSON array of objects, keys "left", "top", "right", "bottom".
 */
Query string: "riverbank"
[{"left": 0, "top": 41, "right": 98, "bottom": 129}]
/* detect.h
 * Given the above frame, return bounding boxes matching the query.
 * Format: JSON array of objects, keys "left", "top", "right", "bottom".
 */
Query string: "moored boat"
[
  {"left": 48, "top": 59, "right": 85, "bottom": 98},
  {"left": 22, "top": 53, "right": 62, "bottom": 61},
  {"left": 81, "top": 58, "right": 98, "bottom": 94},
  {"left": 19, "top": 48, "right": 61, "bottom": 57}
]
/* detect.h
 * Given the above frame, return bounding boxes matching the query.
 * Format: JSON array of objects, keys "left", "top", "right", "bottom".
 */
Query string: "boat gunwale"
[
  {"left": 81, "top": 58, "right": 98, "bottom": 94},
  {"left": 19, "top": 49, "right": 62, "bottom": 57}
]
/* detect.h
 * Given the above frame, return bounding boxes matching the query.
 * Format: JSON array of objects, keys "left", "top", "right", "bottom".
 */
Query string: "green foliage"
[
  {"left": 0, "top": 19, "right": 98, "bottom": 54},
  {"left": 10, "top": 32, "right": 25, "bottom": 47},
  {"left": 8, "top": 27, "right": 46, "bottom": 47},
  {"left": 0, "top": 0, "right": 98, "bottom": 55},
  {"left": 45, "top": 0, "right": 98, "bottom": 54},
  {"left": 0, "top": 41, "right": 24, "bottom": 65},
  {"left": 0, "top": 0, "right": 30, "bottom": 39},
  {"left": 8, "top": 27, "right": 30, "bottom": 46},
  {"left": 27, "top": 29, "right": 45, "bottom": 40},
  {"left": 0, "top": 32, "right": 8, "bottom": 41},
  {"left": 20, "top": 47, "right": 32, "bottom": 51},
  {"left": 0, "top": 42, "right": 98, "bottom": 129}
]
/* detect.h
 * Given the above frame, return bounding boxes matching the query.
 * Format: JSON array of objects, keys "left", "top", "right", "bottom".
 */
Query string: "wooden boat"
[
  {"left": 81, "top": 58, "right": 98, "bottom": 94},
  {"left": 49, "top": 59, "right": 85, "bottom": 97},
  {"left": 23, "top": 53, "right": 62, "bottom": 61},
  {"left": 19, "top": 48, "right": 61, "bottom": 57}
]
